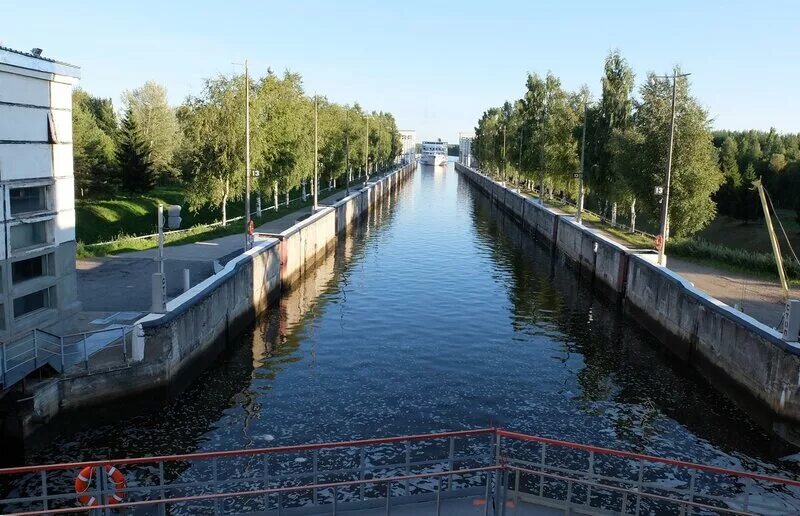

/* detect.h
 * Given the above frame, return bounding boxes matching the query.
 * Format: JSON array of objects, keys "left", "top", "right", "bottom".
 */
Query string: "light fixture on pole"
[{"left": 656, "top": 71, "right": 691, "bottom": 266}]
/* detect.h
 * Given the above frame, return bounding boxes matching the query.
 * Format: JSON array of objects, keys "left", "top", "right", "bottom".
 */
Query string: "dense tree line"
[
  {"left": 73, "top": 70, "right": 401, "bottom": 224},
  {"left": 473, "top": 51, "right": 724, "bottom": 238},
  {"left": 713, "top": 129, "right": 800, "bottom": 222}
]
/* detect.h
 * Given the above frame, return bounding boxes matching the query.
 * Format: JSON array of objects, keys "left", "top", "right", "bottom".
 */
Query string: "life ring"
[
  {"left": 247, "top": 219, "right": 255, "bottom": 236},
  {"left": 74, "top": 465, "right": 126, "bottom": 507},
  {"left": 654, "top": 234, "right": 664, "bottom": 250}
]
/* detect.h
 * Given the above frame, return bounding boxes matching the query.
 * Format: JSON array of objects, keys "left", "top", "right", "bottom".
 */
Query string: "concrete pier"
[{"left": 455, "top": 161, "right": 800, "bottom": 423}]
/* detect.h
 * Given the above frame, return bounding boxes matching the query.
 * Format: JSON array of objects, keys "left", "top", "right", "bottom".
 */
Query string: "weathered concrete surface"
[
  {"left": 626, "top": 256, "right": 800, "bottom": 418},
  {"left": 455, "top": 161, "right": 800, "bottom": 423}
]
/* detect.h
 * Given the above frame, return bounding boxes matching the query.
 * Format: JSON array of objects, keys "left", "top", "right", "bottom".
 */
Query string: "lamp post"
[
  {"left": 364, "top": 114, "right": 371, "bottom": 186},
  {"left": 313, "top": 94, "right": 319, "bottom": 212},
  {"left": 576, "top": 101, "right": 588, "bottom": 225},
  {"left": 657, "top": 71, "right": 691, "bottom": 266},
  {"left": 233, "top": 59, "right": 252, "bottom": 250}
]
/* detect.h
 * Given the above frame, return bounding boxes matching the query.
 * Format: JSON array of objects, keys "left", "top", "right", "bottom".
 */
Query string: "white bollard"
[{"left": 183, "top": 268, "right": 191, "bottom": 293}]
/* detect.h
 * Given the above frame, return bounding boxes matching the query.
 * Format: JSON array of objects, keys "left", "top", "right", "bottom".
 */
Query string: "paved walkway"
[{"left": 75, "top": 189, "right": 349, "bottom": 323}]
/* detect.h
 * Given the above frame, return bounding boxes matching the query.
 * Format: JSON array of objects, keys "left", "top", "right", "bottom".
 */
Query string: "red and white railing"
[{"left": 1, "top": 428, "right": 798, "bottom": 515}]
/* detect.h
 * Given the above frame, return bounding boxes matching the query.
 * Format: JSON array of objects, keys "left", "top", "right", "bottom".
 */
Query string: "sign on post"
[{"left": 166, "top": 205, "right": 182, "bottom": 230}]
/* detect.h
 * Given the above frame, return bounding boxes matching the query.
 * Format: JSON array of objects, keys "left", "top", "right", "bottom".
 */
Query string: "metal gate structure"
[{"left": 2, "top": 428, "right": 800, "bottom": 515}]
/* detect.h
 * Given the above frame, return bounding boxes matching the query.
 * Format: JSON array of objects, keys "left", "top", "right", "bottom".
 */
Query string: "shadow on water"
[
  {"left": 14, "top": 179, "right": 405, "bottom": 467},
  {"left": 461, "top": 172, "right": 800, "bottom": 469}
]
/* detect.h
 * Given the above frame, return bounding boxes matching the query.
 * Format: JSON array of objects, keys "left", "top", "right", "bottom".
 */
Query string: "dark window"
[
  {"left": 10, "top": 186, "right": 47, "bottom": 215},
  {"left": 10, "top": 221, "right": 48, "bottom": 251},
  {"left": 12, "top": 255, "right": 46, "bottom": 283},
  {"left": 13, "top": 288, "right": 51, "bottom": 318}
]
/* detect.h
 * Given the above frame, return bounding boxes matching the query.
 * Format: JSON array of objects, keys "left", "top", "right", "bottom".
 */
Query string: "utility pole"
[
  {"left": 539, "top": 100, "right": 547, "bottom": 205},
  {"left": 657, "top": 71, "right": 691, "bottom": 266},
  {"left": 313, "top": 94, "right": 319, "bottom": 212},
  {"left": 576, "top": 101, "right": 588, "bottom": 225},
  {"left": 502, "top": 125, "right": 507, "bottom": 179},
  {"left": 364, "top": 115, "right": 370, "bottom": 185},
  {"left": 345, "top": 111, "right": 350, "bottom": 195},
  {"left": 244, "top": 59, "right": 251, "bottom": 250}
]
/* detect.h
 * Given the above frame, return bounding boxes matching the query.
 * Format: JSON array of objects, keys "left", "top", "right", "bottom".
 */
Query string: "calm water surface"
[{"left": 23, "top": 161, "right": 800, "bottom": 484}]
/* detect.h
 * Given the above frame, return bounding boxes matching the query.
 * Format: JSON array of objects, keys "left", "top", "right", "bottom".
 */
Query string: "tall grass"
[{"left": 667, "top": 238, "right": 800, "bottom": 281}]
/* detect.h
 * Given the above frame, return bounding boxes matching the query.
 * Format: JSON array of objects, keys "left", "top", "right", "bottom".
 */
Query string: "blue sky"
[{"left": 3, "top": 0, "right": 798, "bottom": 141}]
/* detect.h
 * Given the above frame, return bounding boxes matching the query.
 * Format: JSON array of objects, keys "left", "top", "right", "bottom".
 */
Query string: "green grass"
[
  {"left": 76, "top": 186, "right": 249, "bottom": 244},
  {"left": 667, "top": 238, "right": 800, "bottom": 283},
  {"left": 694, "top": 209, "right": 799, "bottom": 256},
  {"left": 77, "top": 183, "right": 352, "bottom": 258}
]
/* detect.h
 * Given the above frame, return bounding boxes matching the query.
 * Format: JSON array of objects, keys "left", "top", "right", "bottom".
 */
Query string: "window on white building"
[
  {"left": 13, "top": 287, "right": 53, "bottom": 318},
  {"left": 10, "top": 221, "right": 49, "bottom": 251},
  {"left": 12, "top": 254, "right": 51, "bottom": 284},
  {"left": 9, "top": 186, "right": 48, "bottom": 216}
]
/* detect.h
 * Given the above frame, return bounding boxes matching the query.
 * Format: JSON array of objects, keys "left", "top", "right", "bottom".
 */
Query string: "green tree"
[
  {"left": 179, "top": 75, "right": 248, "bottom": 225},
  {"left": 72, "top": 89, "right": 118, "bottom": 196},
  {"left": 769, "top": 153, "right": 787, "bottom": 173},
  {"left": 591, "top": 51, "right": 635, "bottom": 223},
  {"left": 629, "top": 70, "right": 723, "bottom": 237},
  {"left": 117, "top": 108, "right": 156, "bottom": 193},
  {"left": 122, "top": 81, "right": 180, "bottom": 181}
]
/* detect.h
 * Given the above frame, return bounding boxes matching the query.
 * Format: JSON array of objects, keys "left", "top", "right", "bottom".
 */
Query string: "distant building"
[
  {"left": 0, "top": 47, "right": 81, "bottom": 339},
  {"left": 399, "top": 130, "right": 416, "bottom": 164},
  {"left": 458, "top": 133, "right": 474, "bottom": 166}
]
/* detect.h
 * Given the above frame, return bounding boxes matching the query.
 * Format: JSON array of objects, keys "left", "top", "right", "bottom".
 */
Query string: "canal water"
[{"left": 19, "top": 161, "right": 800, "bottom": 484}]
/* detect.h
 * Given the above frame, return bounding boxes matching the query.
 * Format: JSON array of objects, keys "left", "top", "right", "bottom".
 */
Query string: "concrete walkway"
[
  {"left": 517, "top": 190, "right": 794, "bottom": 329},
  {"left": 75, "top": 188, "right": 349, "bottom": 320}
]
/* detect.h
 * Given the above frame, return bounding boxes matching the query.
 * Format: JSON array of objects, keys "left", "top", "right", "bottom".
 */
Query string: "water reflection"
[{"left": 21, "top": 162, "right": 800, "bottom": 492}]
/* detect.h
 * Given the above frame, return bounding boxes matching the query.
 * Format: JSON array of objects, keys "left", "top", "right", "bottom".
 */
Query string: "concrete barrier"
[
  {"left": 455, "top": 160, "right": 800, "bottom": 422},
  {"left": 626, "top": 256, "right": 800, "bottom": 417}
]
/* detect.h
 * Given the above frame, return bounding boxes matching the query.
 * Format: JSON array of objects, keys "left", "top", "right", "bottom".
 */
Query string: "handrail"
[
  {"left": 4, "top": 427, "right": 798, "bottom": 489},
  {"left": 506, "top": 465, "right": 753, "bottom": 516},
  {"left": 0, "top": 427, "right": 496, "bottom": 474},
  {"left": 497, "top": 429, "right": 800, "bottom": 488},
  {"left": 7, "top": 465, "right": 500, "bottom": 516}
]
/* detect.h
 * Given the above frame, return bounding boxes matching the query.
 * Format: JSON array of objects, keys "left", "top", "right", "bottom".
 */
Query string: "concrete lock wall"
[
  {"left": 454, "top": 161, "right": 800, "bottom": 422},
  {"left": 16, "top": 162, "right": 416, "bottom": 435}
]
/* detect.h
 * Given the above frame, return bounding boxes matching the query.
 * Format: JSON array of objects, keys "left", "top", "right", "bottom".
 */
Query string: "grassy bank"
[
  {"left": 76, "top": 186, "right": 248, "bottom": 244},
  {"left": 667, "top": 238, "right": 800, "bottom": 283},
  {"left": 77, "top": 184, "right": 351, "bottom": 258}
]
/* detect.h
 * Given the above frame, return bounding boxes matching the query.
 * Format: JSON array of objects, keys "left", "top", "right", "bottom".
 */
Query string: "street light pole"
[
  {"left": 364, "top": 115, "right": 370, "bottom": 185},
  {"left": 576, "top": 101, "right": 588, "bottom": 225},
  {"left": 539, "top": 100, "right": 548, "bottom": 205},
  {"left": 657, "top": 71, "right": 691, "bottom": 266},
  {"left": 244, "top": 59, "right": 251, "bottom": 250},
  {"left": 313, "top": 94, "right": 319, "bottom": 212}
]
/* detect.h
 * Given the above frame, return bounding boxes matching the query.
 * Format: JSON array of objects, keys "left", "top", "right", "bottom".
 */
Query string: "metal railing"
[
  {"left": 2, "top": 428, "right": 800, "bottom": 515},
  {"left": 1, "top": 326, "right": 134, "bottom": 391}
]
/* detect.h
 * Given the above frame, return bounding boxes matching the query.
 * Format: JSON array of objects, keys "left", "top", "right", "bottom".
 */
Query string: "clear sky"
[{"left": 2, "top": 0, "right": 798, "bottom": 141}]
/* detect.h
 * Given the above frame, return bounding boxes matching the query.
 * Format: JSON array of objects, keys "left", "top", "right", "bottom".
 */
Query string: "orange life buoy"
[
  {"left": 654, "top": 234, "right": 664, "bottom": 250},
  {"left": 75, "top": 465, "right": 126, "bottom": 507},
  {"left": 247, "top": 219, "right": 255, "bottom": 236}
]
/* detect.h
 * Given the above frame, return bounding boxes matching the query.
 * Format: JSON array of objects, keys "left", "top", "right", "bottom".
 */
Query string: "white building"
[
  {"left": 399, "top": 130, "right": 416, "bottom": 164},
  {"left": 458, "top": 133, "right": 474, "bottom": 167},
  {"left": 0, "top": 47, "right": 81, "bottom": 339}
]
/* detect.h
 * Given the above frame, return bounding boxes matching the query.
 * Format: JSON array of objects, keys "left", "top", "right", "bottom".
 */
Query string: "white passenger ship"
[{"left": 420, "top": 140, "right": 447, "bottom": 166}]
